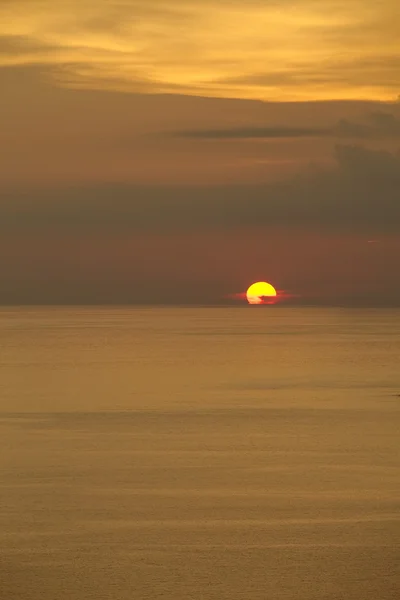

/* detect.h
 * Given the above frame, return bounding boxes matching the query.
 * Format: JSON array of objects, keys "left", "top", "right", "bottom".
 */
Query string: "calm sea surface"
[{"left": 1, "top": 307, "right": 399, "bottom": 599}]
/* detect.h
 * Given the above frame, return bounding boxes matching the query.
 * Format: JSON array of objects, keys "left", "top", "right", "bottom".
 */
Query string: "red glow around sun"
[{"left": 225, "top": 282, "right": 295, "bottom": 305}]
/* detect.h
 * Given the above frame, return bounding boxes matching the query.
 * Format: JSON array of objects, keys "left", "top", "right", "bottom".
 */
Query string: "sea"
[{"left": 0, "top": 307, "right": 399, "bottom": 599}]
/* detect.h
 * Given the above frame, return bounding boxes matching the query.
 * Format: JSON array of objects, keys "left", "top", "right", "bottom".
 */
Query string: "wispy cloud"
[{"left": 0, "top": 0, "right": 399, "bottom": 100}]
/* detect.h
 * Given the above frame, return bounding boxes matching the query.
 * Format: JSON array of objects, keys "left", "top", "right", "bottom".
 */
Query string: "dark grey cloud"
[
  {"left": 336, "top": 111, "right": 400, "bottom": 139},
  {"left": 173, "top": 111, "right": 400, "bottom": 140},
  {"left": 174, "top": 126, "right": 331, "bottom": 139},
  {"left": 1, "top": 144, "right": 399, "bottom": 234},
  {"left": 369, "top": 110, "right": 400, "bottom": 135}
]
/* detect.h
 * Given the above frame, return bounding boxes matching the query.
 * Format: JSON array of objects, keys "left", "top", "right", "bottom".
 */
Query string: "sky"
[{"left": 0, "top": 0, "right": 399, "bottom": 305}]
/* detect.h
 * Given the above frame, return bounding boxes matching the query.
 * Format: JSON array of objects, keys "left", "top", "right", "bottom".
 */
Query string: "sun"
[{"left": 246, "top": 281, "right": 277, "bottom": 305}]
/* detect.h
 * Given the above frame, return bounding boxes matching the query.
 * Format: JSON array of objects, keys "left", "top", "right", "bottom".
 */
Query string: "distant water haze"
[{"left": 1, "top": 307, "right": 399, "bottom": 599}]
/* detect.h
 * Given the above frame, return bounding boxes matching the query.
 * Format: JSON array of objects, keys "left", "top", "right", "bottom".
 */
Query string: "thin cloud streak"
[
  {"left": 172, "top": 112, "right": 400, "bottom": 140},
  {"left": 174, "top": 126, "right": 331, "bottom": 139}
]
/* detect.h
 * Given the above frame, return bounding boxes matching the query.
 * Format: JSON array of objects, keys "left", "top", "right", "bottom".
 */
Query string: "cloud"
[
  {"left": 0, "top": 34, "right": 55, "bottom": 56},
  {"left": 173, "top": 112, "right": 400, "bottom": 140},
  {"left": 0, "top": 0, "right": 399, "bottom": 101},
  {"left": 173, "top": 126, "right": 331, "bottom": 139},
  {"left": 336, "top": 111, "right": 400, "bottom": 139},
  {"left": 213, "top": 55, "right": 400, "bottom": 93},
  {"left": 369, "top": 110, "right": 400, "bottom": 135},
  {"left": 1, "top": 144, "right": 399, "bottom": 234}
]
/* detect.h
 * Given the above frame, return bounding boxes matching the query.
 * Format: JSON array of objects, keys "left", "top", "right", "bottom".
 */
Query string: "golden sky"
[
  {"left": 1, "top": 0, "right": 399, "bottom": 101},
  {"left": 1, "top": 0, "right": 400, "bottom": 305}
]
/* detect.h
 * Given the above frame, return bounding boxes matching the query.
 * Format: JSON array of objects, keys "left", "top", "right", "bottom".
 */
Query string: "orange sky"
[{"left": 0, "top": 0, "right": 399, "bottom": 305}]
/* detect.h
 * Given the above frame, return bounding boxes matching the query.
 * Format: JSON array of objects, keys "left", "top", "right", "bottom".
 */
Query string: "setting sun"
[{"left": 246, "top": 281, "right": 277, "bottom": 305}]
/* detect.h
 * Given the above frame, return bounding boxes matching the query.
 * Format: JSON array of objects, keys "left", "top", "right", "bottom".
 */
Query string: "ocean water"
[{"left": 0, "top": 307, "right": 399, "bottom": 600}]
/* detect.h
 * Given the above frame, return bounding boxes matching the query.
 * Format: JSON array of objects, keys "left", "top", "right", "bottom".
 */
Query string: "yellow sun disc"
[{"left": 246, "top": 281, "right": 277, "bottom": 304}]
